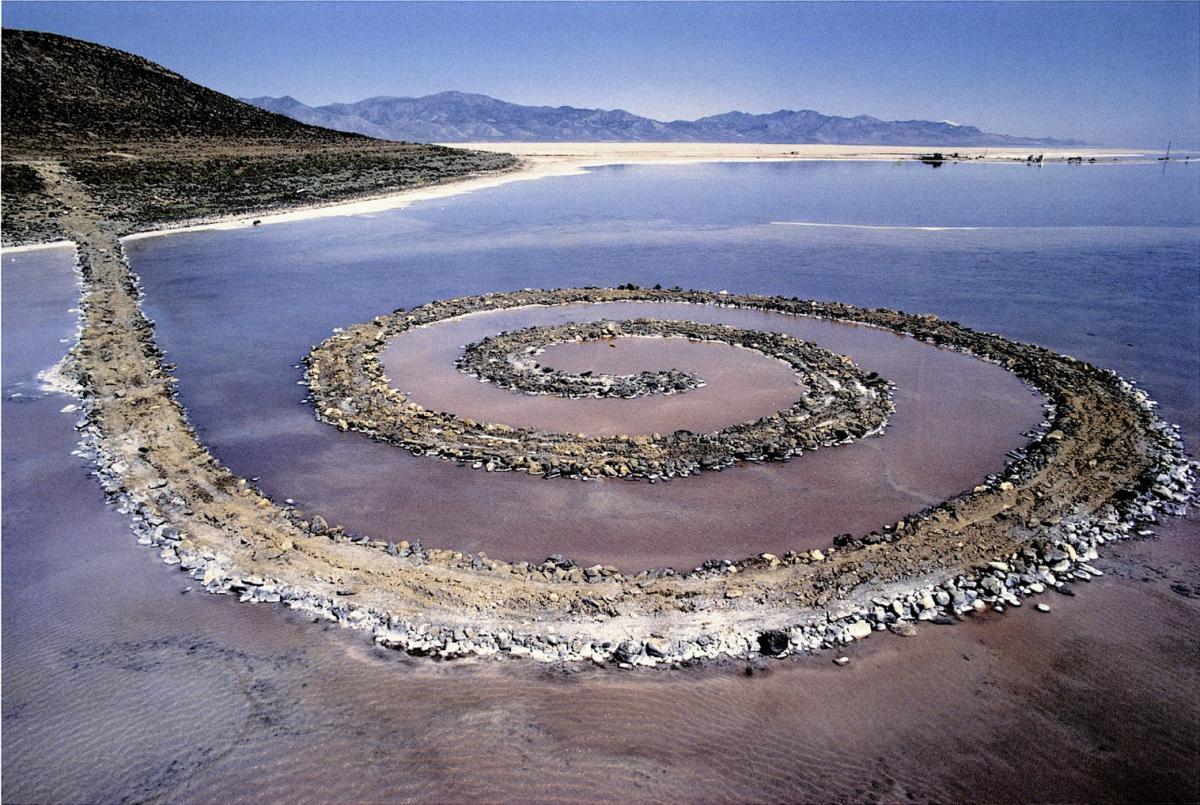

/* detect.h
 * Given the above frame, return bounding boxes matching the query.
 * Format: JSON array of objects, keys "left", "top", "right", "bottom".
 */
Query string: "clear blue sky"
[{"left": 4, "top": 1, "right": 1198, "bottom": 147}]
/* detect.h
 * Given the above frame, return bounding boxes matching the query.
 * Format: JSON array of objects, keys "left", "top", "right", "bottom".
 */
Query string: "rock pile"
[{"left": 457, "top": 319, "right": 708, "bottom": 398}]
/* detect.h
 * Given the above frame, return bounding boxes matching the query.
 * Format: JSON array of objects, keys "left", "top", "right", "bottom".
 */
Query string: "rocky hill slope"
[
  {"left": 0, "top": 30, "right": 517, "bottom": 244},
  {"left": 2, "top": 29, "right": 359, "bottom": 155}
]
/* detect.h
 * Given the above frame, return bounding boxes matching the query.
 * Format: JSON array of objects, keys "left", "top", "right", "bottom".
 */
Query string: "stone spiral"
[{"left": 306, "top": 297, "right": 895, "bottom": 480}]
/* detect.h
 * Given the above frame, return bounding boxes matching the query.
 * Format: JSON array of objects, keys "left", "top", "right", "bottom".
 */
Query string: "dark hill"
[
  {"left": 1, "top": 29, "right": 363, "bottom": 154},
  {"left": 0, "top": 29, "right": 517, "bottom": 244}
]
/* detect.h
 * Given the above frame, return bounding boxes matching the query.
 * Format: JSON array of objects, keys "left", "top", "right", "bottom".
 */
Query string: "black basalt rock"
[{"left": 758, "top": 629, "right": 790, "bottom": 656}]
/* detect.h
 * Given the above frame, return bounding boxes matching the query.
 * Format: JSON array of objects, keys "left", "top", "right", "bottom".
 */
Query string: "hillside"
[
  {"left": 0, "top": 30, "right": 517, "bottom": 244},
  {"left": 244, "top": 91, "right": 1084, "bottom": 147},
  {"left": 1, "top": 29, "right": 362, "bottom": 155}
]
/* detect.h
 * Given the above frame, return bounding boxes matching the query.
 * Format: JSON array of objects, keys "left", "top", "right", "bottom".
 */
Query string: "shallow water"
[{"left": 4, "top": 161, "right": 1199, "bottom": 801}]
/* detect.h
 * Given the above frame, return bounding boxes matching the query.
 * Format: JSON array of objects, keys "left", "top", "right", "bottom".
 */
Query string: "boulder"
[{"left": 757, "top": 629, "right": 790, "bottom": 656}]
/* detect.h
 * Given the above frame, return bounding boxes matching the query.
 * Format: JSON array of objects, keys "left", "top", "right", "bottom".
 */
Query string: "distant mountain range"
[{"left": 243, "top": 91, "right": 1083, "bottom": 146}]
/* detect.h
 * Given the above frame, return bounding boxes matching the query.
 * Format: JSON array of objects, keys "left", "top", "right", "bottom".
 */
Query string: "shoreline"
[
  {"left": 456, "top": 142, "right": 1149, "bottom": 162},
  {"left": 119, "top": 161, "right": 563, "bottom": 242},
  {"left": 117, "top": 142, "right": 1149, "bottom": 242},
  {"left": 1, "top": 239, "right": 76, "bottom": 254}
]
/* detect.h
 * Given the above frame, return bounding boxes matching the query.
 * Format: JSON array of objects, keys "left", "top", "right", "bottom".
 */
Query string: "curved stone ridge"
[
  {"left": 307, "top": 304, "right": 894, "bottom": 480},
  {"left": 456, "top": 319, "right": 706, "bottom": 399}
]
